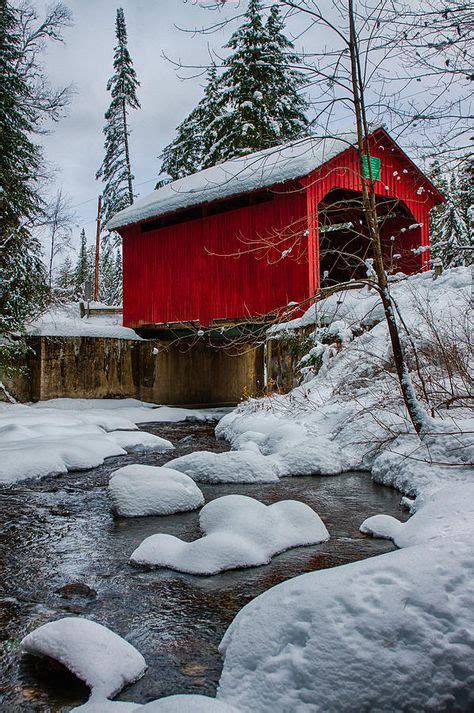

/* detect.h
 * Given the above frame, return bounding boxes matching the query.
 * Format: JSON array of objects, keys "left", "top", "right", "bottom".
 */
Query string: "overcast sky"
[{"left": 40, "top": 1, "right": 256, "bottom": 241}]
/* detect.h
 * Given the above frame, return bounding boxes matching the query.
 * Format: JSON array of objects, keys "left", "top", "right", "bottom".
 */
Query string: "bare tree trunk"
[{"left": 348, "top": 0, "right": 427, "bottom": 434}]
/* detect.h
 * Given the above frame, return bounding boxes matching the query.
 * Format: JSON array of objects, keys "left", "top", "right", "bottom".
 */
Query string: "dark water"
[{"left": 0, "top": 420, "right": 408, "bottom": 712}]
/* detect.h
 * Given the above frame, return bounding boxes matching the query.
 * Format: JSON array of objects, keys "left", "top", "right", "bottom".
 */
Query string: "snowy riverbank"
[
  {"left": 208, "top": 267, "right": 473, "bottom": 710},
  {"left": 0, "top": 399, "right": 228, "bottom": 484}
]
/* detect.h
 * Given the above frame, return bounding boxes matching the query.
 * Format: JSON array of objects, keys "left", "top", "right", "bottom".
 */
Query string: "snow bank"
[
  {"left": 130, "top": 494, "right": 329, "bottom": 574},
  {"left": 217, "top": 531, "right": 474, "bottom": 711},
  {"left": 0, "top": 399, "right": 223, "bottom": 484},
  {"left": 166, "top": 450, "right": 281, "bottom": 483},
  {"left": 360, "top": 482, "right": 474, "bottom": 547},
  {"left": 204, "top": 267, "right": 474, "bottom": 710},
  {"left": 215, "top": 268, "right": 472, "bottom": 482},
  {"left": 108, "top": 464, "right": 204, "bottom": 517},
  {"left": 21, "top": 618, "right": 146, "bottom": 698}
]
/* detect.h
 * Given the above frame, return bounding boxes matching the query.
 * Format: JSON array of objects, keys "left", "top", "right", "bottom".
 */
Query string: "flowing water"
[{"left": 0, "top": 419, "right": 408, "bottom": 711}]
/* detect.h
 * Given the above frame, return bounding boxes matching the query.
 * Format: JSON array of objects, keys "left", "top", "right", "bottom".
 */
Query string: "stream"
[{"left": 0, "top": 419, "right": 408, "bottom": 711}]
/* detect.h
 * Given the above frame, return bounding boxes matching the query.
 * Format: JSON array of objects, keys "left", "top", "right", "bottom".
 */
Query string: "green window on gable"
[{"left": 361, "top": 155, "right": 381, "bottom": 181}]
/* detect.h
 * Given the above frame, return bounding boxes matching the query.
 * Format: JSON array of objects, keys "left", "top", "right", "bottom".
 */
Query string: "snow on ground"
[
  {"left": 166, "top": 450, "right": 280, "bottom": 483},
  {"left": 0, "top": 399, "right": 225, "bottom": 484},
  {"left": 217, "top": 518, "right": 474, "bottom": 711},
  {"left": 108, "top": 464, "right": 204, "bottom": 517},
  {"left": 130, "top": 494, "right": 329, "bottom": 574},
  {"left": 21, "top": 618, "right": 147, "bottom": 699},
  {"left": 28, "top": 302, "right": 139, "bottom": 340},
  {"left": 200, "top": 267, "right": 474, "bottom": 710}
]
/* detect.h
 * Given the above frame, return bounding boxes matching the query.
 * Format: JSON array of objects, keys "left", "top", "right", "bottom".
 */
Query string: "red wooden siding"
[
  {"left": 120, "top": 129, "right": 441, "bottom": 329},
  {"left": 304, "top": 131, "right": 439, "bottom": 289},
  {"left": 122, "top": 189, "right": 308, "bottom": 328}
]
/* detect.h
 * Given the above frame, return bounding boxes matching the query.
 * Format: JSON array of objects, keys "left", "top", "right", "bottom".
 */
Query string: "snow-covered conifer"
[
  {"left": 98, "top": 239, "right": 122, "bottom": 305},
  {"left": 56, "top": 255, "right": 76, "bottom": 301},
  {"left": 430, "top": 162, "right": 472, "bottom": 267},
  {"left": 161, "top": 65, "right": 222, "bottom": 180},
  {"left": 73, "top": 229, "right": 92, "bottom": 299},
  {"left": 160, "top": 2, "right": 308, "bottom": 178},
  {"left": 207, "top": 0, "right": 308, "bottom": 165},
  {"left": 0, "top": 0, "right": 68, "bottom": 376},
  {"left": 96, "top": 8, "right": 140, "bottom": 225}
]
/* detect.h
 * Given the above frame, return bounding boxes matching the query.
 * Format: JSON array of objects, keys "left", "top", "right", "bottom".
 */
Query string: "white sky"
[
  {"left": 40, "top": 0, "right": 250, "bottom": 241},
  {"left": 37, "top": 0, "right": 458, "bottom": 254}
]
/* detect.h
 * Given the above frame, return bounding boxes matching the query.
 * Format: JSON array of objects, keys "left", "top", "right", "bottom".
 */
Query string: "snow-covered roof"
[{"left": 108, "top": 129, "right": 367, "bottom": 231}]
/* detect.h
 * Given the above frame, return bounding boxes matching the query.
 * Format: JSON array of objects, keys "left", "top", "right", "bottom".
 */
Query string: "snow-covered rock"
[
  {"left": 166, "top": 450, "right": 280, "bottom": 483},
  {"left": 139, "top": 695, "right": 240, "bottom": 711},
  {"left": 107, "top": 431, "right": 174, "bottom": 454},
  {"left": 21, "top": 618, "right": 147, "bottom": 698},
  {"left": 130, "top": 494, "right": 329, "bottom": 574},
  {"left": 108, "top": 464, "right": 204, "bottom": 517},
  {"left": 72, "top": 695, "right": 239, "bottom": 712}
]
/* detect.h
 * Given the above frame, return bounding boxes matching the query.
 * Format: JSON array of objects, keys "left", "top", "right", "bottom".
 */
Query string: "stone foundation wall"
[{"left": 2, "top": 336, "right": 264, "bottom": 406}]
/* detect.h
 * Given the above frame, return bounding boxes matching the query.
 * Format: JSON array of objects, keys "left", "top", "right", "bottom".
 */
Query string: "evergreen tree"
[
  {"left": 160, "top": 1, "right": 308, "bottom": 179},
  {"left": 0, "top": 1, "right": 68, "bottom": 379},
  {"left": 113, "top": 249, "right": 123, "bottom": 304},
  {"left": 74, "top": 229, "right": 92, "bottom": 299},
  {"left": 98, "top": 239, "right": 122, "bottom": 305},
  {"left": 430, "top": 162, "right": 472, "bottom": 268},
  {"left": 160, "top": 66, "right": 222, "bottom": 180},
  {"left": 208, "top": 0, "right": 308, "bottom": 164},
  {"left": 56, "top": 255, "right": 76, "bottom": 301},
  {"left": 96, "top": 8, "right": 140, "bottom": 225}
]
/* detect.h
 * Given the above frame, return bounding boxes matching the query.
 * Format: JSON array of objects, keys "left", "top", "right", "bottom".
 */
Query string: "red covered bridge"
[{"left": 109, "top": 127, "right": 443, "bottom": 333}]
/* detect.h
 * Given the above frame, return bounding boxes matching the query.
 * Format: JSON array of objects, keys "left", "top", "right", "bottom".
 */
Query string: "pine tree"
[
  {"left": 206, "top": 0, "right": 308, "bottom": 165},
  {"left": 73, "top": 229, "right": 92, "bottom": 299},
  {"left": 0, "top": 0, "right": 67, "bottom": 379},
  {"left": 98, "top": 239, "right": 122, "bottom": 305},
  {"left": 160, "top": 65, "right": 221, "bottom": 180},
  {"left": 159, "top": 1, "right": 308, "bottom": 179},
  {"left": 430, "top": 162, "right": 472, "bottom": 268},
  {"left": 56, "top": 255, "right": 76, "bottom": 301},
  {"left": 113, "top": 249, "right": 123, "bottom": 304},
  {"left": 96, "top": 8, "right": 140, "bottom": 225}
]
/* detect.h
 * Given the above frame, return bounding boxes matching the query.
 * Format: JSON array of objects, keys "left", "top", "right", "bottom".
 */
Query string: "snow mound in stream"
[
  {"left": 130, "top": 494, "right": 329, "bottom": 574},
  {"left": 108, "top": 464, "right": 204, "bottom": 517},
  {"left": 21, "top": 617, "right": 147, "bottom": 698},
  {"left": 108, "top": 431, "right": 174, "bottom": 453},
  {"left": 72, "top": 694, "right": 239, "bottom": 711},
  {"left": 139, "top": 695, "right": 240, "bottom": 711},
  {"left": 166, "top": 450, "right": 280, "bottom": 483}
]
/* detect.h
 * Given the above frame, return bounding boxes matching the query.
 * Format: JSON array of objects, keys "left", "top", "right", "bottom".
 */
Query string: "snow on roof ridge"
[{"left": 108, "top": 126, "right": 383, "bottom": 231}]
